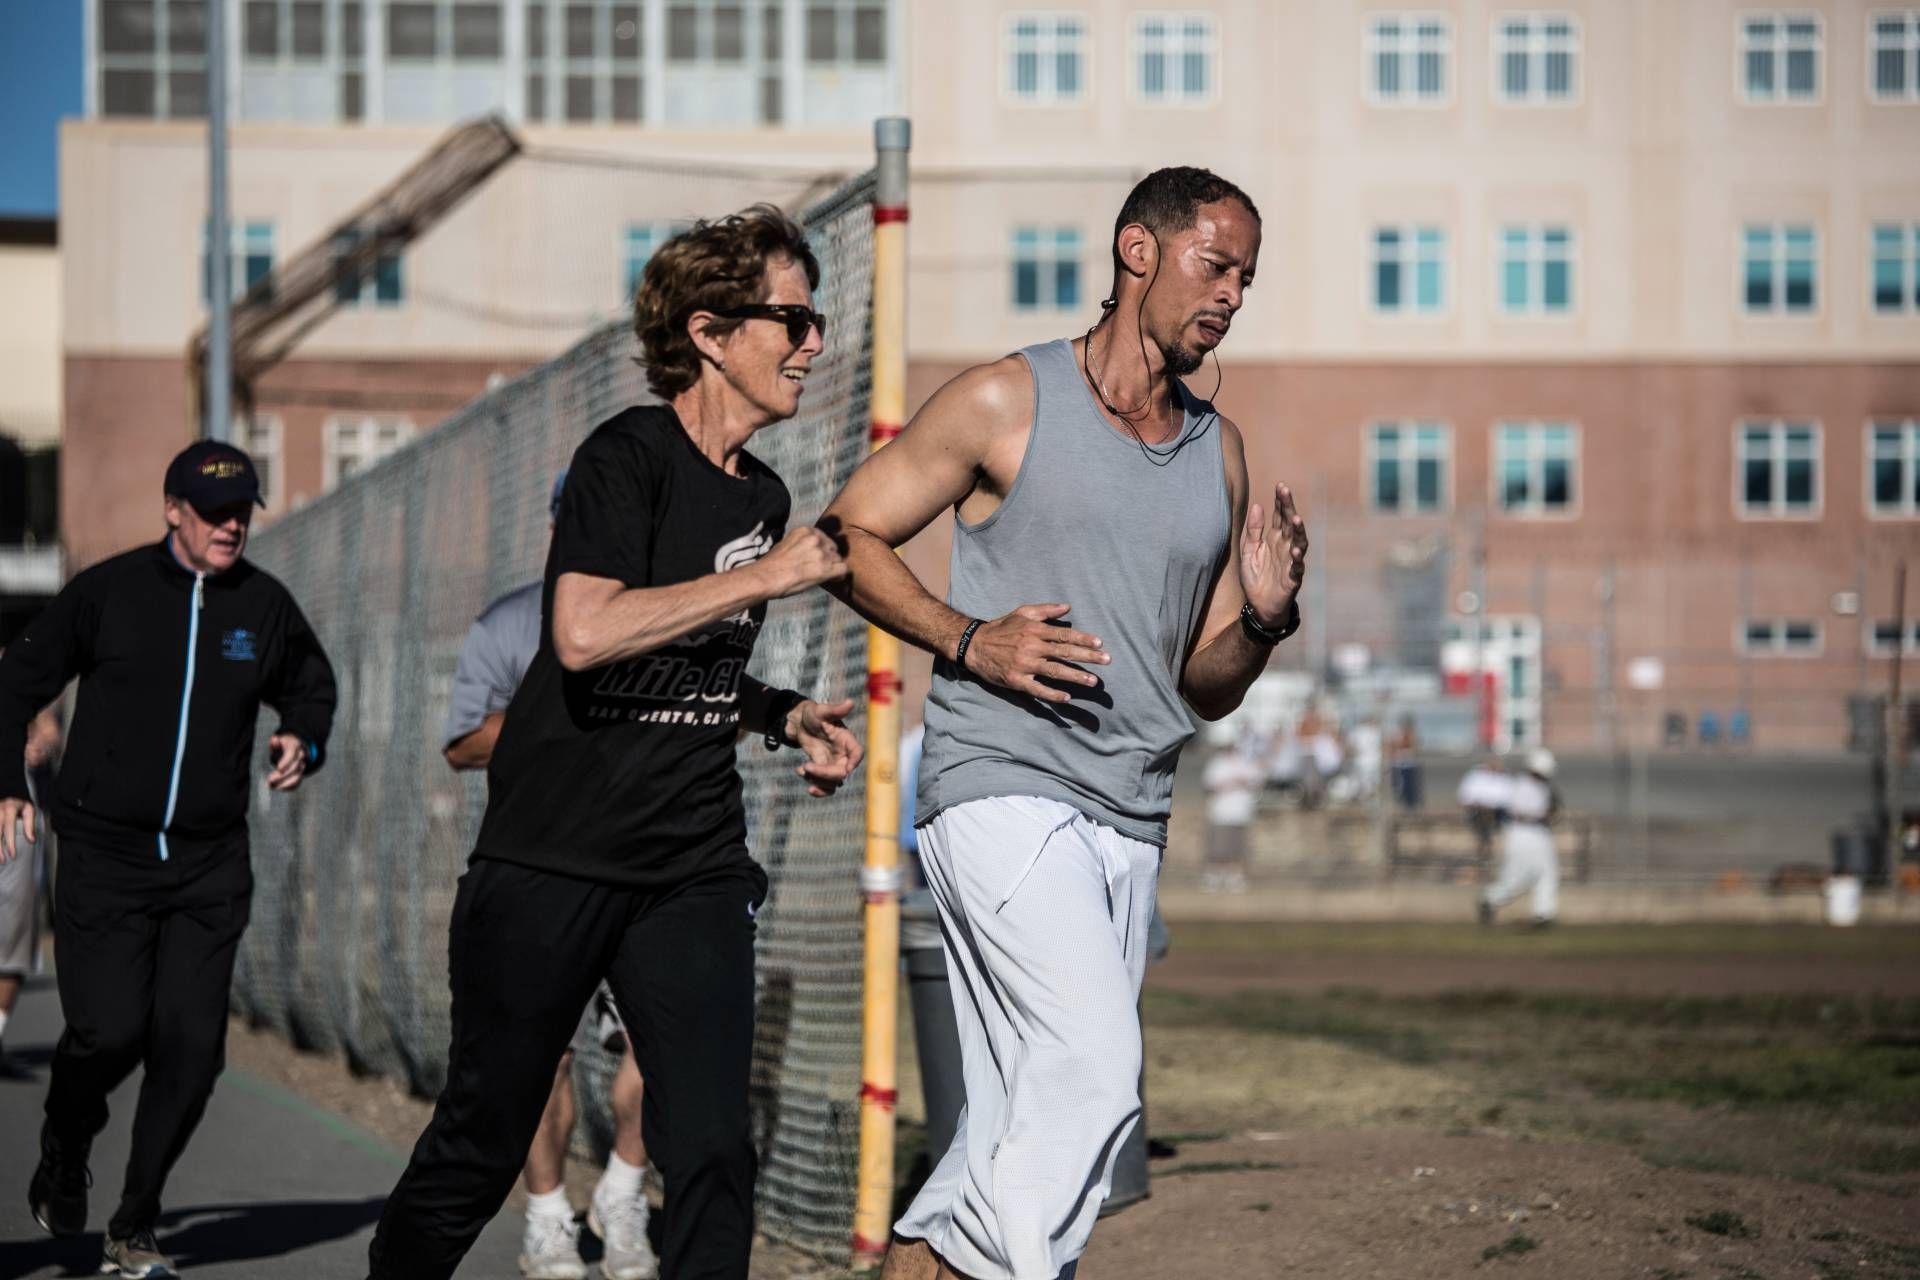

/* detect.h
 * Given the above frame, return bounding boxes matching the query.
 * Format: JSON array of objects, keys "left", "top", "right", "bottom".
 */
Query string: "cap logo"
[{"left": 200, "top": 460, "right": 249, "bottom": 479}]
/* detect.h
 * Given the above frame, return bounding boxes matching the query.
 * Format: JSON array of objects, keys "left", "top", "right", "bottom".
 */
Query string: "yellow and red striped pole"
[{"left": 853, "top": 115, "right": 911, "bottom": 1269}]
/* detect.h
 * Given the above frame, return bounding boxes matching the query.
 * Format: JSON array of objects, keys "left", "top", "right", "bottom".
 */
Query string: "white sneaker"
[
  {"left": 588, "top": 1185, "right": 659, "bottom": 1280},
  {"left": 519, "top": 1211, "right": 589, "bottom": 1280}
]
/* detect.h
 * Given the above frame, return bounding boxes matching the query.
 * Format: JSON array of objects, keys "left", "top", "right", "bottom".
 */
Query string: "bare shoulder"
[
  {"left": 925, "top": 352, "right": 1033, "bottom": 435},
  {"left": 1215, "top": 412, "right": 1249, "bottom": 500}
]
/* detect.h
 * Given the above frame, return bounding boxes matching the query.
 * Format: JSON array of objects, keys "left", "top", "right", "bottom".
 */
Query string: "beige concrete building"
[
  {"left": 1, "top": 217, "right": 63, "bottom": 642},
  {"left": 61, "top": 0, "right": 1920, "bottom": 749}
]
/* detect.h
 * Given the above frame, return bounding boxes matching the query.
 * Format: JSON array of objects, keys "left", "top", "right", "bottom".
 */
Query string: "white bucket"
[{"left": 1825, "top": 875, "right": 1862, "bottom": 927}]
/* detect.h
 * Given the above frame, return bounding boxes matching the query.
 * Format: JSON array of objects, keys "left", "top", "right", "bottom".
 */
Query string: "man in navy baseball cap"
[
  {"left": 7, "top": 434, "right": 335, "bottom": 1278},
  {"left": 165, "top": 440, "right": 265, "bottom": 513},
  {"left": 163, "top": 441, "right": 264, "bottom": 577}
]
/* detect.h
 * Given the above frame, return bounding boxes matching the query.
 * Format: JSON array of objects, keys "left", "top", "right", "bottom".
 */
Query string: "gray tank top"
[{"left": 917, "top": 338, "right": 1232, "bottom": 845}]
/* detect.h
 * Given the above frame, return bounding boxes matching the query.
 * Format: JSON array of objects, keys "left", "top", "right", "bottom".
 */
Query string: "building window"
[
  {"left": 1743, "top": 223, "right": 1817, "bottom": 314},
  {"left": 1869, "top": 419, "right": 1920, "bottom": 517},
  {"left": 386, "top": 1, "right": 503, "bottom": 61},
  {"left": 1493, "top": 12, "right": 1577, "bottom": 102},
  {"left": 1871, "top": 11, "right": 1920, "bottom": 100},
  {"left": 1873, "top": 223, "right": 1920, "bottom": 314},
  {"left": 1133, "top": 12, "right": 1217, "bottom": 104},
  {"left": 1494, "top": 422, "right": 1578, "bottom": 516},
  {"left": 240, "top": 416, "right": 283, "bottom": 510},
  {"left": 99, "top": 0, "right": 210, "bottom": 117},
  {"left": 1367, "top": 13, "right": 1450, "bottom": 104},
  {"left": 526, "top": 1, "right": 643, "bottom": 122},
  {"left": 1737, "top": 420, "right": 1821, "bottom": 518},
  {"left": 324, "top": 415, "right": 416, "bottom": 488},
  {"left": 1010, "top": 227, "right": 1081, "bottom": 312},
  {"left": 1868, "top": 619, "right": 1920, "bottom": 655},
  {"left": 1373, "top": 225, "right": 1446, "bottom": 314},
  {"left": 1498, "top": 224, "right": 1574, "bottom": 315},
  {"left": 202, "top": 221, "right": 276, "bottom": 303},
  {"left": 1740, "top": 11, "right": 1821, "bottom": 102},
  {"left": 805, "top": 0, "right": 886, "bottom": 65},
  {"left": 1006, "top": 13, "right": 1086, "bottom": 104},
  {"left": 667, "top": 1, "right": 746, "bottom": 65},
  {"left": 331, "top": 230, "right": 404, "bottom": 307},
  {"left": 1368, "top": 422, "right": 1450, "bottom": 513},
  {"left": 1738, "top": 618, "right": 1821, "bottom": 656},
  {"left": 622, "top": 221, "right": 689, "bottom": 302}
]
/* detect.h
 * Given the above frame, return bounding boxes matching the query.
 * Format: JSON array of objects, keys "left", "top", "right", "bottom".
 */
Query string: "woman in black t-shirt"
[{"left": 368, "top": 206, "right": 864, "bottom": 1280}]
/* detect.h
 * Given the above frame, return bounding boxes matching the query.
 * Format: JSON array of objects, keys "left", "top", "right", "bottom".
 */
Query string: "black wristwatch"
[
  {"left": 1239, "top": 599, "right": 1301, "bottom": 647},
  {"left": 763, "top": 689, "right": 807, "bottom": 752}
]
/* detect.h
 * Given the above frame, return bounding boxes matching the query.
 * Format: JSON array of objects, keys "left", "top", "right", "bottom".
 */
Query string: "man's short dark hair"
[{"left": 1110, "top": 166, "right": 1260, "bottom": 293}]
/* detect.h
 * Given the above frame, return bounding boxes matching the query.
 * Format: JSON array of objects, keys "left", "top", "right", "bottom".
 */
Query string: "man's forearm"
[
  {"left": 832, "top": 527, "right": 973, "bottom": 664},
  {"left": 1183, "top": 620, "right": 1282, "bottom": 721}
]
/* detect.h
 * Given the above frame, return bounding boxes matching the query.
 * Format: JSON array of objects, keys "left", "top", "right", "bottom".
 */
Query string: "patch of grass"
[
  {"left": 1157, "top": 1160, "right": 1295, "bottom": 1178},
  {"left": 1145, "top": 989, "right": 1440, "bottom": 1065},
  {"left": 1246, "top": 1201, "right": 1272, "bottom": 1213},
  {"left": 1652, "top": 1270, "right": 1691, "bottom": 1280},
  {"left": 1685, "top": 1210, "right": 1756, "bottom": 1239},
  {"left": 1479, "top": 1234, "right": 1539, "bottom": 1263},
  {"left": 1169, "top": 921, "right": 1920, "bottom": 962}
]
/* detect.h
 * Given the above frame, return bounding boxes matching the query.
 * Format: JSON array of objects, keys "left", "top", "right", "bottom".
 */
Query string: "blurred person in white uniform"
[{"left": 1478, "top": 750, "right": 1561, "bottom": 927}]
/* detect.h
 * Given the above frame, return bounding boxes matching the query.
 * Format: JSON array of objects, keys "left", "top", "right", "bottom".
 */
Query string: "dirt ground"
[{"left": 228, "top": 922, "right": 1920, "bottom": 1279}]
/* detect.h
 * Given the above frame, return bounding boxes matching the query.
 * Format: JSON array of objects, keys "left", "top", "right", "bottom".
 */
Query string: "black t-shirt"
[{"left": 473, "top": 405, "right": 789, "bottom": 888}]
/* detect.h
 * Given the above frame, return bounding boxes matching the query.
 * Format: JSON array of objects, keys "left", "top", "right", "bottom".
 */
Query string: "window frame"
[
  {"left": 1870, "top": 222, "right": 1920, "bottom": 315},
  {"left": 240, "top": 414, "right": 285, "bottom": 511},
  {"left": 1003, "top": 11, "right": 1089, "bottom": 106},
  {"left": 330, "top": 229, "right": 405, "bottom": 309},
  {"left": 1365, "top": 420, "right": 1454, "bottom": 514},
  {"left": 97, "top": 0, "right": 212, "bottom": 118},
  {"left": 1490, "top": 420, "right": 1582, "bottom": 520},
  {"left": 1364, "top": 11, "right": 1454, "bottom": 107},
  {"left": 527, "top": 0, "right": 645, "bottom": 125},
  {"left": 323, "top": 414, "right": 417, "bottom": 490},
  {"left": 1129, "top": 11, "right": 1220, "bottom": 107},
  {"left": 1735, "top": 617, "right": 1824, "bottom": 657},
  {"left": 1370, "top": 223, "right": 1449, "bottom": 317},
  {"left": 201, "top": 218, "right": 276, "bottom": 305},
  {"left": 1490, "top": 11, "right": 1581, "bottom": 106},
  {"left": 1865, "top": 617, "right": 1920, "bottom": 656},
  {"left": 1740, "top": 221, "right": 1821, "bottom": 317},
  {"left": 1734, "top": 418, "right": 1825, "bottom": 521},
  {"left": 1737, "top": 10, "right": 1825, "bottom": 105},
  {"left": 1495, "top": 222, "right": 1577, "bottom": 317},
  {"left": 803, "top": 0, "right": 888, "bottom": 68},
  {"left": 1867, "top": 9, "right": 1920, "bottom": 102},
  {"left": 1866, "top": 417, "right": 1920, "bottom": 519},
  {"left": 1008, "top": 225, "right": 1084, "bottom": 314}
]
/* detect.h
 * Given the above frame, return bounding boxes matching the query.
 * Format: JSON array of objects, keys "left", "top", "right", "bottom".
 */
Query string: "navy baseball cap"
[
  {"left": 550, "top": 469, "right": 568, "bottom": 522},
  {"left": 165, "top": 440, "right": 264, "bottom": 512}
]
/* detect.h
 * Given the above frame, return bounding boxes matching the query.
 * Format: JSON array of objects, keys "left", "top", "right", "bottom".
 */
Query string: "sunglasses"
[{"left": 718, "top": 304, "right": 827, "bottom": 346}]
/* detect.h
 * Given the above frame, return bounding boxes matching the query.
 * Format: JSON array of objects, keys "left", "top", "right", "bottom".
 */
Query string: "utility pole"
[
  {"left": 1888, "top": 560, "right": 1908, "bottom": 879},
  {"left": 206, "top": 0, "right": 232, "bottom": 442}
]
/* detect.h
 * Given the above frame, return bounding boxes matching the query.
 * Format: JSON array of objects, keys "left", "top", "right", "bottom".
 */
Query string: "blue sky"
[{"left": 0, "top": 2, "right": 85, "bottom": 217}]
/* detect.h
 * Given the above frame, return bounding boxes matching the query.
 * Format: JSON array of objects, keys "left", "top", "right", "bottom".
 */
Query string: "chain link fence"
[{"left": 234, "top": 169, "right": 877, "bottom": 1262}]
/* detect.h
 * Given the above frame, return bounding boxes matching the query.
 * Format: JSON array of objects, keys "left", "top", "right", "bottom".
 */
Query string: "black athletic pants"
[
  {"left": 44, "top": 833, "right": 253, "bottom": 1237},
  {"left": 367, "top": 857, "right": 765, "bottom": 1280}
]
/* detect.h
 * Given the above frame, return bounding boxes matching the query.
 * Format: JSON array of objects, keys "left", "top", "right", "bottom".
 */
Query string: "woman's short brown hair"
[{"left": 633, "top": 203, "right": 821, "bottom": 400}]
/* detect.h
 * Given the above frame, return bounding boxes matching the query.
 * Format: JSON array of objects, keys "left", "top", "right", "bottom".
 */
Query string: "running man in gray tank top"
[{"left": 824, "top": 168, "right": 1308, "bottom": 1280}]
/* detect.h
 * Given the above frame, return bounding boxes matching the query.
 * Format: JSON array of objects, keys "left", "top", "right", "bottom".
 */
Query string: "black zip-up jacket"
[{"left": 0, "top": 540, "right": 337, "bottom": 859}]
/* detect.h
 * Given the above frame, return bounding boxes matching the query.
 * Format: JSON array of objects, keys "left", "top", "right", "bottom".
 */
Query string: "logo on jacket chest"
[{"left": 221, "top": 628, "right": 258, "bottom": 662}]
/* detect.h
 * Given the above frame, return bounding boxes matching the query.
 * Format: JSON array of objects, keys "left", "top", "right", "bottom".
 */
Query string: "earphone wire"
[{"left": 1081, "top": 230, "right": 1224, "bottom": 468}]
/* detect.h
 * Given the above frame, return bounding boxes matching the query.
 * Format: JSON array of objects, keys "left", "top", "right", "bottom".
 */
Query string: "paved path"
[{"left": 0, "top": 975, "right": 526, "bottom": 1280}]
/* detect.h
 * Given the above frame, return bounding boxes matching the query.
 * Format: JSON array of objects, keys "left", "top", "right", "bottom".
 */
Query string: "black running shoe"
[{"left": 27, "top": 1126, "right": 91, "bottom": 1238}]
